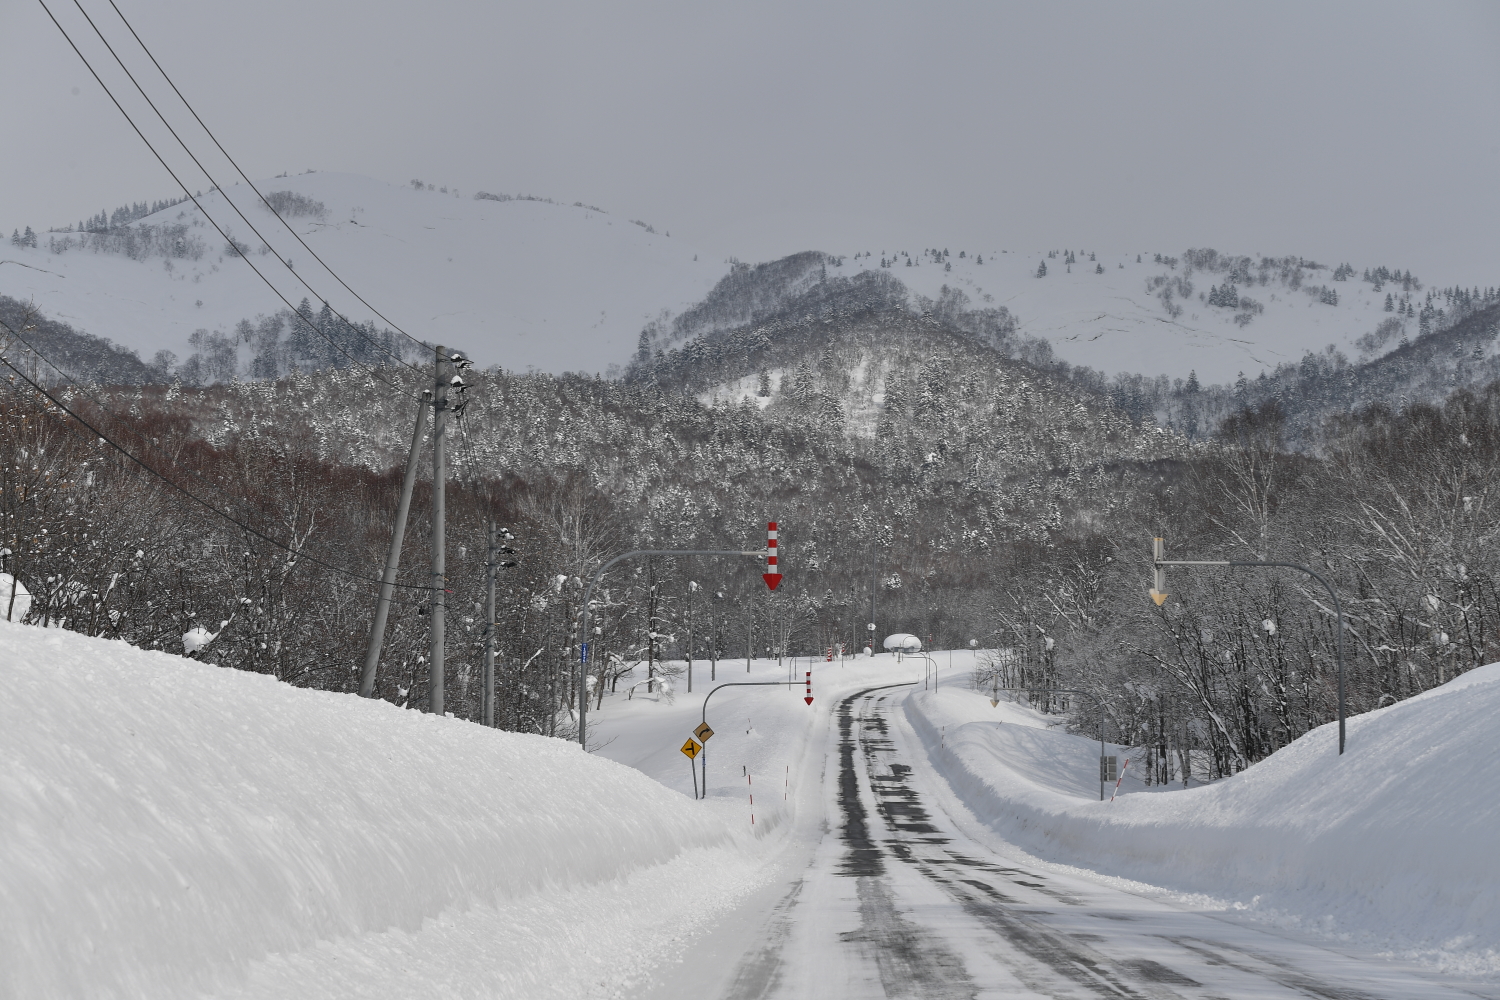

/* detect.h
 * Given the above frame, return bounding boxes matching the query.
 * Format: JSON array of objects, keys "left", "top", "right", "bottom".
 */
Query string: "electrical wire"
[
  {"left": 0, "top": 327, "right": 437, "bottom": 598},
  {"left": 36, "top": 0, "right": 424, "bottom": 401},
  {"left": 60, "top": 0, "right": 425, "bottom": 383},
  {"left": 99, "top": 0, "right": 434, "bottom": 362}
]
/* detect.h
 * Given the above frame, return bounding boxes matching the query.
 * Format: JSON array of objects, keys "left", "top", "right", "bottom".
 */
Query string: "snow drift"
[
  {"left": 0, "top": 621, "right": 752, "bottom": 999},
  {"left": 907, "top": 670, "right": 1500, "bottom": 975}
]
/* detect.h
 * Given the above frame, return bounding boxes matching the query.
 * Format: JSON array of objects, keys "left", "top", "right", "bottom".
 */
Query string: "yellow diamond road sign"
[
  {"left": 680, "top": 738, "right": 702, "bottom": 759},
  {"left": 694, "top": 722, "right": 714, "bottom": 743}
]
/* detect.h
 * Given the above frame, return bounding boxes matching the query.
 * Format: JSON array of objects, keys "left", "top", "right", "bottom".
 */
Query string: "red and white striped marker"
[
  {"left": 804, "top": 664, "right": 813, "bottom": 705},
  {"left": 762, "top": 521, "right": 782, "bottom": 591},
  {"left": 1110, "top": 758, "right": 1131, "bottom": 802}
]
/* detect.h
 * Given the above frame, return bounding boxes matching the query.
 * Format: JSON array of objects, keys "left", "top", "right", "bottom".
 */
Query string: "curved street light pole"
[
  {"left": 697, "top": 680, "right": 791, "bottom": 798},
  {"left": 1153, "top": 541, "right": 1348, "bottom": 754},
  {"left": 577, "top": 548, "right": 766, "bottom": 749}
]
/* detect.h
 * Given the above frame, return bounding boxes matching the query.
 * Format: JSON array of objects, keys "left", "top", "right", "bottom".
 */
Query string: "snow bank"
[
  {"left": 907, "top": 670, "right": 1500, "bottom": 974},
  {"left": 0, "top": 621, "right": 748, "bottom": 999}
]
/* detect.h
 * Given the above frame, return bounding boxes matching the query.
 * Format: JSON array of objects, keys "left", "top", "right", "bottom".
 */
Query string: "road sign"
[
  {"left": 580, "top": 642, "right": 589, "bottom": 663},
  {"left": 681, "top": 738, "right": 702, "bottom": 759},
  {"left": 1100, "top": 755, "right": 1118, "bottom": 782},
  {"left": 763, "top": 522, "right": 782, "bottom": 590},
  {"left": 694, "top": 722, "right": 714, "bottom": 743}
]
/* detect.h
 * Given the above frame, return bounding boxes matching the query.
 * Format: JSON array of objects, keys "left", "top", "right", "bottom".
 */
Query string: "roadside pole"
[
  {"left": 696, "top": 680, "right": 798, "bottom": 798},
  {"left": 429, "top": 346, "right": 449, "bottom": 716},
  {"left": 358, "top": 389, "right": 429, "bottom": 698},
  {"left": 1150, "top": 537, "right": 1349, "bottom": 753},
  {"left": 483, "top": 521, "right": 496, "bottom": 727},
  {"left": 577, "top": 524, "right": 782, "bottom": 749}
]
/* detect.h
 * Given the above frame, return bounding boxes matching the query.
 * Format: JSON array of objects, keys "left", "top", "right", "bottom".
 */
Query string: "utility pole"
[
  {"left": 430, "top": 346, "right": 449, "bottom": 716},
  {"left": 484, "top": 520, "right": 497, "bottom": 727},
  {"left": 359, "top": 388, "right": 430, "bottom": 698}
]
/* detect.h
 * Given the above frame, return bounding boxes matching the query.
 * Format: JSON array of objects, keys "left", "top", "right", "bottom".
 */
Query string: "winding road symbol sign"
[
  {"left": 681, "top": 738, "right": 702, "bottom": 759},
  {"left": 694, "top": 722, "right": 714, "bottom": 743}
]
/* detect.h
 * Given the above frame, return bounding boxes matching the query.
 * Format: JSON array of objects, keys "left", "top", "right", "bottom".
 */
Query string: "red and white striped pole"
[
  {"left": 804, "top": 663, "right": 813, "bottom": 705},
  {"left": 763, "top": 522, "right": 782, "bottom": 591},
  {"left": 1110, "top": 758, "right": 1131, "bottom": 802}
]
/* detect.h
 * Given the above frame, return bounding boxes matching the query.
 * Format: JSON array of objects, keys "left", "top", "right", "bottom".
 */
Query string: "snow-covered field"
[
  {"left": 1, "top": 173, "right": 727, "bottom": 375},
  {"left": 5, "top": 624, "right": 1494, "bottom": 996},
  {"left": 904, "top": 654, "right": 1500, "bottom": 979}
]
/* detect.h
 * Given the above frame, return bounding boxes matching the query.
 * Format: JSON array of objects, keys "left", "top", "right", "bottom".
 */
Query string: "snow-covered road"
[{"left": 652, "top": 683, "right": 1493, "bottom": 1000}]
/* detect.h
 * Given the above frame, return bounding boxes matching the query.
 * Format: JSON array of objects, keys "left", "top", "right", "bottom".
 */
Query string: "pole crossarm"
[
  {"left": 987, "top": 686, "right": 1108, "bottom": 799},
  {"left": 577, "top": 547, "right": 770, "bottom": 748},
  {"left": 1151, "top": 546, "right": 1348, "bottom": 754}
]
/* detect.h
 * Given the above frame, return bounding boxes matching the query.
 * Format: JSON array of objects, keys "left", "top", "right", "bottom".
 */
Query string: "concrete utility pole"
[
  {"left": 430, "top": 346, "right": 450, "bottom": 716},
  {"left": 359, "top": 389, "right": 430, "bottom": 698}
]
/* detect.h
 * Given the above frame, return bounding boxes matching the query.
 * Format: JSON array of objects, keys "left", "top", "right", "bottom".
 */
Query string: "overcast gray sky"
[{"left": 6, "top": 1, "right": 1499, "bottom": 286}]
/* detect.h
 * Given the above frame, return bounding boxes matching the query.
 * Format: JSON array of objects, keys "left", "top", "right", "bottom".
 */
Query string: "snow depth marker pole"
[
  {"left": 804, "top": 663, "right": 813, "bottom": 705},
  {"left": 359, "top": 388, "right": 429, "bottom": 698},
  {"left": 1110, "top": 758, "right": 1130, "bottom": 802}
]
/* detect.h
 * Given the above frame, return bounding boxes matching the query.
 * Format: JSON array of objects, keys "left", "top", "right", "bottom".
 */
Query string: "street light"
[{"left": 1151, "top": 537, "right": 1349, "bottom": 754}]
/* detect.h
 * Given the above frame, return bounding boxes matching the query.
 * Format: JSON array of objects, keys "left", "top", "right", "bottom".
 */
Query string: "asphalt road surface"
[{"left": 710, "top": 684, "right": 1496, "bottom": 1000}]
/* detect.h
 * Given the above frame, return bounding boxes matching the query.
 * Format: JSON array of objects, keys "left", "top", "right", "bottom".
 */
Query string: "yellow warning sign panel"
[
  {"left": 680, "top": 738, "right": 702, "bottom": 759},
  {"left": 694, "top": 722, "right": 714, "bottom": 743}
]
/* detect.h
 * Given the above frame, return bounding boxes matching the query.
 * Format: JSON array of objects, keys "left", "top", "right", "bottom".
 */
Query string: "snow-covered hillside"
[
  {"left": 832, "top": 247, "right": 1420, "bottom": 383},
  {"left": 1, "top": 173, "right": 727, "bottom": 376}
]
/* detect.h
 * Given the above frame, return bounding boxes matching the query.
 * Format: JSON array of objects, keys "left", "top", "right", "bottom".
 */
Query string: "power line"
[
  {"left": 0, "top": 327, "right": 438, "bottom": 598},
  {"left": 58, "top": 0, "right": 425, "bottom": 383},
  {"left": 36, "top": 0, "right": 424, "bottom": 401},
  {"left": 99, "top": 0, "right": 434, "bottom": 361}
]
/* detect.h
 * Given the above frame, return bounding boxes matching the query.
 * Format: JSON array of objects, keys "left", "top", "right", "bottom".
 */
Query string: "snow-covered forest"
[{"left": 5, "top": 255, "right": 1500, "bottom": 786}]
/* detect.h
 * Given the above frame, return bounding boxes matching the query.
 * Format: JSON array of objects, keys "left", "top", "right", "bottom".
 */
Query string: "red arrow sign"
[{"left": 763, "top": 573, "right": 783, "bottom": 591}]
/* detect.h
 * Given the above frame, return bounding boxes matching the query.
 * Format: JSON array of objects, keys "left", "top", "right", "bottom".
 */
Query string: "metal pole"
[
  {"left": 484, "top": 520, "right": 496, "bottom": 727},
  {"left": 1229, "top": 561, "right": 1347, "bottom": 754},
  {"left": 430, "top": 346, "right": 448, "bottom": 716},
  {"left": 1156, "top": 549, "right": 1349, "bottom": 753},
  {"left": 577, "top": 547, "right": 768, "bottom": 748},
  {"left": 359, "top": 391, "right": 429, "bottom": 697},
  {"left": 699, "top": 680, "right": 790, "bottom": 799}
]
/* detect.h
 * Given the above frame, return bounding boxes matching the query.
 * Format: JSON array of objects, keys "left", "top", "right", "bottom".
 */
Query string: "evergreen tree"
[
  {"left": 1385, "top": 293, "right": 1395, "bottom": 312},
  {"left": 1036, "top": 260, "right": 1047, "bottom": 278},
  {"left": 1095, "top": 263, "right": 1104, "bottom": 274}
]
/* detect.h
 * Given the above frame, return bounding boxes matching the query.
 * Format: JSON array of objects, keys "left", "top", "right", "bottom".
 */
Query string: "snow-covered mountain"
[
  {"left": 1, "top": 172, "right": 727, "bottom": 376},
  {"left": 1, "top": 171, "right": 1475, "bottom": 386},
  {"left": 824, "top": 247, "right": 1425, "bottom": 384}
]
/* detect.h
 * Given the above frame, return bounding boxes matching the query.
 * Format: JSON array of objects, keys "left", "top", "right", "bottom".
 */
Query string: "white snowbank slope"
[
  {"left": 908, "top": 668, "right": 1500, "bottom": 971},
  {"left": 0, "top": 622, "right": 753, "bottom": 999}
]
